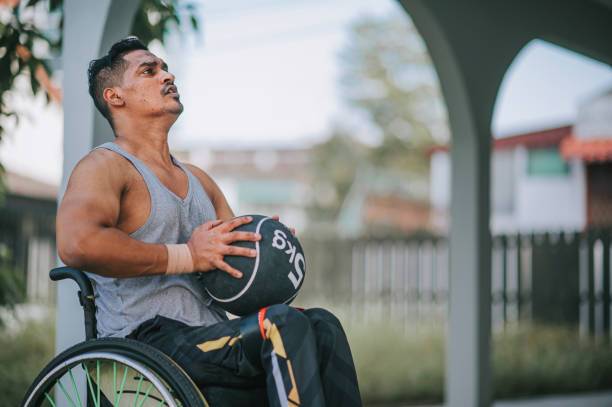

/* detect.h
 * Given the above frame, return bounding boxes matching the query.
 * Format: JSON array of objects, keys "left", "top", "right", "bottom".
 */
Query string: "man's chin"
[{"left": 170, "top": 101, "right": 184, "bottom": 115}]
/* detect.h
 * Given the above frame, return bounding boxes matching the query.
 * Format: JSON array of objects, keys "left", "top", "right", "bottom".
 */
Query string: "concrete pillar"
[
  {"left": 398, "top": 2, "right": 494, "bottom": 405},
  {"left": 58, "top": 0, "right": 140, "bottom": 354}
]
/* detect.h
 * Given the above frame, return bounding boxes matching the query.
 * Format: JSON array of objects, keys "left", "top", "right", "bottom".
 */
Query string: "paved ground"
[
  {"left": 494, "top": 391, "right": 612, "bottom": 407},
  {"left": 367, "top": 391, "right": 612, "bottom": 407}
]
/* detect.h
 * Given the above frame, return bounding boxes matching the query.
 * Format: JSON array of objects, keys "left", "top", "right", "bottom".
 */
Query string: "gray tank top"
[{"left": 86, "top": 142, "right": 227, "bottom": 338}]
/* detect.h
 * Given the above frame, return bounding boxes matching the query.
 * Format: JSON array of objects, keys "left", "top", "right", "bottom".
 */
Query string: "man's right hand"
[{"left": 187, "top": 216, "right": 261, "bottom": 278}]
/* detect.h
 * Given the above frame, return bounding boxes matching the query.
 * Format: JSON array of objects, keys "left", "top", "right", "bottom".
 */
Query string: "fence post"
[
  {"left": 503, "top": 235, "right": 509, "bottom": 327},
  {"left": 516, "top": 233, "right": 522, "bottom": 320},
  {"left": 602, "top": 229, "right": 610, "bottom": 342},
  {"left": 351, "top": 239, "right": 365, "bottom": 323},
  {"left": 521, "top": 234, "right": 533, "bottom": 321},
  {"left": 588, "top": 231, "right": 596, "bottom": 336}
]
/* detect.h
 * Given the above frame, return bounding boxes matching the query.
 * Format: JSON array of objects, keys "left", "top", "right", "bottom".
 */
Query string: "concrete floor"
[
  {"left": 368, "top": 391, "right": 612, "bottom": 407},
  {"left": 493, "top": 391, "right": 612, "bottom": 407}
]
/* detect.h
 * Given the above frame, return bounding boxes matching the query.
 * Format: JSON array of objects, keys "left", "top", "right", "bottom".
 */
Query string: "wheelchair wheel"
[{"left": 22, "top": 337, "right": 208, "bottom": 407}]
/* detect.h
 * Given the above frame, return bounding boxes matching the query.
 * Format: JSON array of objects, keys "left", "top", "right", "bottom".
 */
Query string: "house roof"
[
  {"left": 5, "top": 171, "right": 59, "bottom": 200},
  {"left": 428, "top": 125, "right": 573, "bottom": 155},
  {"left": 363, "top": 195, "right": 433, "bottom": 235},
  {"left": 560, "top": 135, "right": 612, "bottom": 163},
  {"left": 177, "top": 148, "right": 309, "bottom": 180},
  {"left": 493, "top": 125, "right": 572, "bottom": 149}
]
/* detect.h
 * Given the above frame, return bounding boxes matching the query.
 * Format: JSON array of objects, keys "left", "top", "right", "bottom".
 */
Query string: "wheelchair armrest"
[
  {"left": 50, "top": 267, "right": 94, "bottom": 298},
  {"left": 50, "top": 266, "right": 97, "bottom": 340}
]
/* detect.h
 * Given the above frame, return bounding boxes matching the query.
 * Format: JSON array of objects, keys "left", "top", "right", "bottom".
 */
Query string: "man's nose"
[{"left": 161, "top": 70, "right": 175, "bottom": 84}]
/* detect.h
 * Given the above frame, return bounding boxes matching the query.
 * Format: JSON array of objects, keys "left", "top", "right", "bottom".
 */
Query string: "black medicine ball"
[{"left": 197, "top": 215, "right": 306, "bottom": 316}]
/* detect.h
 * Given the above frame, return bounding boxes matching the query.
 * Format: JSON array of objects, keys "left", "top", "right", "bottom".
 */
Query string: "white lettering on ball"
[
  {"left": 289, "top": 253, "right": 305, "bottom": 289},
  {"left": 284, "top": 240, "right": 296, "bottom": 263},
  {"left": 271, "top": 228, "right": 304, "bottom": 289},
  {"left": 272, "top": 229, "right": 287, "bottom": 250}
]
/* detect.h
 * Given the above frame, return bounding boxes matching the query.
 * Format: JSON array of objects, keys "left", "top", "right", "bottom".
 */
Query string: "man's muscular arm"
[
  {"left": 57, "top": 152, "right": 259, "bottom": 278},
  {"left": 57, "top": 150, "right": 168, "bottom": 277}
]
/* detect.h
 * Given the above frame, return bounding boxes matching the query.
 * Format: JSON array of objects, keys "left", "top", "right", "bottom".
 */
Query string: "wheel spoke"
[
  {"left": 115, "top": 365, "right": 129, "bottom": 407},
  {"left": 58, "top": 377, "right": 77, "bottom": 407},
  {"left": 132, "top": 374, "right": 145, "bottom": 407},
  {"left": 44, "top": 392, "right": 57, "bottom": 407},
  {"left": 82, "top": 362, "right": 100, "bottom": 407},
  {"left": 137, "top": 383, "right": 154, "bottom": 407},
  {"left": 96, "top": 359, "right": 101, "bottom": 406},
  {"left": 68, "top": 368, "right": 83, "bottom": 407}
]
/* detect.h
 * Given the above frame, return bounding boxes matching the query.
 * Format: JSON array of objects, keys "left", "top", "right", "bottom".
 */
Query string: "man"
[{"left": 56, "top": 37, "right": 362, "bottom": 407}]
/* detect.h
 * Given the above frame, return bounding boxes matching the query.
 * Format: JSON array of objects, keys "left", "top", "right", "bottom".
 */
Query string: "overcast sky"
[
  {"left": 166, "top": 0, "right": 612, "bottom": 149},
  {"left": 1, "top": 0, "right": 612, "bottom": 184},
  {"left": 165, "top": 0, "right": 395, "bottom": 150}
]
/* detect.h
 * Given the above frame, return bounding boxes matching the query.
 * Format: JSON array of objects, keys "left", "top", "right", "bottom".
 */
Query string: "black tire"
[{"left": 22, "top": 337, "right": 209, "bottom": 407}]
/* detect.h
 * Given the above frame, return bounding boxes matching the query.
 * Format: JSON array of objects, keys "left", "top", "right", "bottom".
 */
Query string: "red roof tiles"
[
  {"left": 560, "top": 135, "right": 612, "bottom": 163},
  {"left": 428, "top": 125, "right": 573, "bottom": 154},
  {"left": 493, "top": 125, "right": 572, "bottom": 149},
  {"left": 430, "top": 125, "right": 612, "bottom": 162}
]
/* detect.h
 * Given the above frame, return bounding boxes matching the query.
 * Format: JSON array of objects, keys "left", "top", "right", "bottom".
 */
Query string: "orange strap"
[{"left": 258, "top": 307, "right": 268, "bottom": 339}]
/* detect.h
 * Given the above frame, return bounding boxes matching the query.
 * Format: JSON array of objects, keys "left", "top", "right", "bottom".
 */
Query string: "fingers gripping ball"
[{"left": 198, "top": 215, "right": 306, "bottom": 316}]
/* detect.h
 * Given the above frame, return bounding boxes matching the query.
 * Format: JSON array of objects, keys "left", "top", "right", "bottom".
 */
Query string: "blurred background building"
[
  {"left": 174, "top": 147, "right": 311, "bottom": 233},
  {"left": 431, "top": 89, "right": 612, "bottom": 235},
  {"left": 0, "top": 171, "right": 57, "bottom": 301}
]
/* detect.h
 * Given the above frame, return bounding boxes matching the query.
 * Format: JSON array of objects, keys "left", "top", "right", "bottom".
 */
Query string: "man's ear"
[{"left": 103, "top": 87, "right": 124, "bottom": 107}]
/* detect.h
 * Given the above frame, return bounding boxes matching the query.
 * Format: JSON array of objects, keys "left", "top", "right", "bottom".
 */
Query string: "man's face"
[{"left": 116, "top": 49, "right": 183, "bottom": 118}]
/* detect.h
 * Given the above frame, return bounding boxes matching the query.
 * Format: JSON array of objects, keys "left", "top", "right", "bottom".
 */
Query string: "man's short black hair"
[{"left": 88, "top": 37, "right": 148, "bottom": 127}]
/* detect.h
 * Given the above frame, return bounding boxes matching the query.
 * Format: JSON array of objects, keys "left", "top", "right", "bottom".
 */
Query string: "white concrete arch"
[
  {"left": 399, "top": 1, "right": 612, "bottom": 406},
  {"left": 397, "top": 2, "right": 500, "bottom": 406},
  {"left": 58, "top": 0, "right": 141, "bottom": 355}
]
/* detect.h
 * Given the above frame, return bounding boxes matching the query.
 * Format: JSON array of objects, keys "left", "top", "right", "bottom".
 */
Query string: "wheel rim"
[{"left": 24, "top": 352, "right": 181, "bottom": 407}]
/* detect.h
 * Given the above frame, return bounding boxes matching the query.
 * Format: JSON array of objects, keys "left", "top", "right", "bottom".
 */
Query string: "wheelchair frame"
[
  {"left": 21, "top": 267, "right": 209, "bottom": 407},
  {"left": 21, "top": 267, "right": 267, "bottom": 407}
]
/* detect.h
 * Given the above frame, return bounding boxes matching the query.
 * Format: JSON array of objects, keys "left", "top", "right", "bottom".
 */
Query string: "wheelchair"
[{"left": 21, "top": 267, "right": 267, "bottom": 407}]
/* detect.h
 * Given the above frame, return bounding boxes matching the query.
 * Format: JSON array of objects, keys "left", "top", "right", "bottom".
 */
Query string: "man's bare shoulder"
[
  {"left": 183, "top": 162, "right": 234, "bottom": 219},
  {"left": 77, "top": 147, "right": 125, "bottom": 169},
  {"left": 183, "top": 162, "right": 219, "bottom": 191},
  {"left": 183, "top": 162, "right": 212, "bottom": 181},
  {"left": 67, "top": 148, "right": 132, "bottom": 189}
]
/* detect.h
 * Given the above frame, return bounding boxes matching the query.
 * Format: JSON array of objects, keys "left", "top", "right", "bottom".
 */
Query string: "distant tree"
[
  {"left": 306, "top": 13, "right": 448, "bottom": 228},
  {"left": 339, "top": 13, "right": 447, "bottom": 176},
  {"left": 307, "top": 130, "right": 367, "bottom": 222},
  {"left": 0, "top": 0, "right": 200, "bottom": 139}
]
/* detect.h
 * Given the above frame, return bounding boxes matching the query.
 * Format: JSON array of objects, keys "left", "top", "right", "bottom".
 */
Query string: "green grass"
[
  {"left": 302, "top": 301, "right": 612, "bottom": 405},
  {"left": 493, "top": 324, "right": 612, "bottom": 399},
  {"left": 347, "top": 320, "right": 445, "bottom": 404},
  {"left": 0, "top": 310, "right": 55, "bottom": 406}
]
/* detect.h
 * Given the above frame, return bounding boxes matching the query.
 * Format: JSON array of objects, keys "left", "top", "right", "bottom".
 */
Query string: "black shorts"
[{"left": 127, "top": 304, "right": 362, "bottom": 407}]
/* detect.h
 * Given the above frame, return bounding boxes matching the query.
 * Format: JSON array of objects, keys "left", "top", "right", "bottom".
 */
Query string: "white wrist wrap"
[{"left": 165, "top": 244, "right": 194, "bottom": 275}]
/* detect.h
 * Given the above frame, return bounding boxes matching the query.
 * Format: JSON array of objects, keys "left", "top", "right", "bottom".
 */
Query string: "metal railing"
[{"left": 300, "top": 229, "right": 612, "bottom": 337}]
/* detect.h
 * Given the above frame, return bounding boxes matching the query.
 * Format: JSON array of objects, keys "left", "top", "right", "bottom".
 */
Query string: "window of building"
[
  {"left": 527, "top": 148, "right": 569, "bottom": 176},
  {"left": 237, "top": 179, "right": 296, "bottom": 204}
]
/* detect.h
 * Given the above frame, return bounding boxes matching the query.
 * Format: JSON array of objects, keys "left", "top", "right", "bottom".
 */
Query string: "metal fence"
[
  {"left": 0, "top": 205, "right": 57, "bottom": 303},
  {"left": 300, "top": 229, "right": 612, "bottom": 336}
]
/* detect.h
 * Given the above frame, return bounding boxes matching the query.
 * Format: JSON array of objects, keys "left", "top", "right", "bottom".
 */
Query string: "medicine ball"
[{"left": 197, "top": 215, "right": 306, "bottom": 316}]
